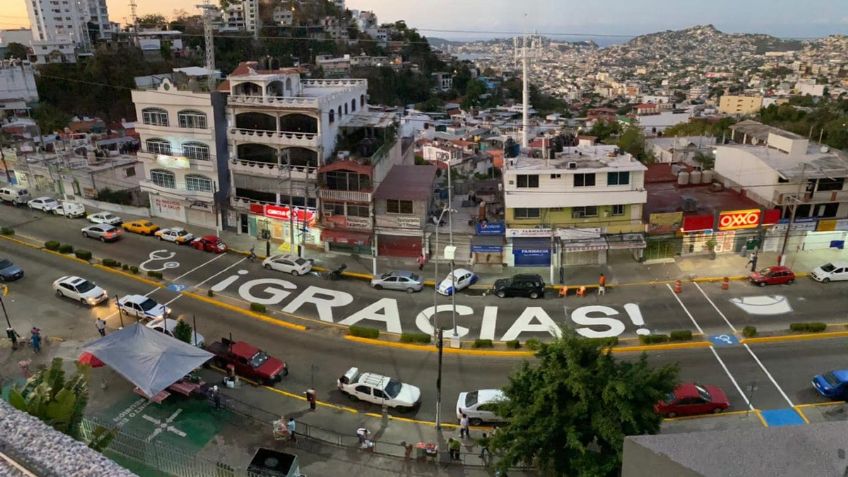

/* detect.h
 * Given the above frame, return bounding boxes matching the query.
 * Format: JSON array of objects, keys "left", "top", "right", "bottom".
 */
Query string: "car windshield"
[
  {"left": 176, "top": 230, "right": 188, "bottom": 236},
  {"left": 823, "top": 372, "right": 841, "bottom": 387},
  {"left": 380, "top": 272, "right": 392, "bottom": 279},
  {"left": 76, "top": 280, "right": 96, "bottom": 293},
  {"left": 294, "top": 258, "right": 307, "bottom": 265},
  {"left": 758, "top": 267, "right": 772, "bottom": 275},
  {"left": 821, "top": 263, "right": 836, "bottom": 272},
  {"left": 664, "top": 392, "right": 676, "bottom": 403},
  {"left": 139, "top": 298, "right": 159, "bottom": 311},
  {"left": 385, "top": 379, "right": 402, "bottom": 398},
  {"left": 465, "top": 390, "right": 479, "bottom": 407},
  {"left": 104, "top": 215, "right": 116, "bottom": 220},
  {"left": 694, "top": 384, "right": 712, "bottom": 401},
  {"left": 409, "top": 273, "right": 420, "bottom": 282},
  {"left": 0, "top": 259, "right": 11, "bottom": 269},
  {"left": 250, "top": 351, "right": 269, "bottom": 368}
]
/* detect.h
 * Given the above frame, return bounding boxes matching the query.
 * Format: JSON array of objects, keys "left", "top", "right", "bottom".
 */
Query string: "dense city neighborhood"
[{"left": 0, "top": 0, "right": 847, "bottom": 476}]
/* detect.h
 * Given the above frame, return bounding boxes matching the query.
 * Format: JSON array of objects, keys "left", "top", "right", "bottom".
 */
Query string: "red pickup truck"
[{"left": 207, "top": 338, "right": 287, "bottom": 385}]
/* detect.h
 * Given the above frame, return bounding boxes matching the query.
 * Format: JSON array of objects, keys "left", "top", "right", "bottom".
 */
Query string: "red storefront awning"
[
  {"left": 321, "top": 228, "right": 371, "bottom": 246},
  {"left": 682, "top": 214, "right": 714, "bottom": 232}
]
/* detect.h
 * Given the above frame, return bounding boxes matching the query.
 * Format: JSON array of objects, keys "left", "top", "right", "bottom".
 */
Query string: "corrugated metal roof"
[{"left": 373, "top": 165, "right": 438, "bottom": 201}]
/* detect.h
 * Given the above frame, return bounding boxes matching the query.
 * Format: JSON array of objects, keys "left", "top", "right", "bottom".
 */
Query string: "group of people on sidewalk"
[{"left": 5, "top": 326, "right": 41, "bottom": 352}]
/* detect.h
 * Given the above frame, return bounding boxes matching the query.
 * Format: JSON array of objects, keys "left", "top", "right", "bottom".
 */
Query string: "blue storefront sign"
[
  {"left": 472, "top": 244, "right": 503, "bottom": 253},
  {"left": 476, "top": 222, "right": 506, "bottom": 236},
  {"left": 512, "top": 237, "right": 551, "bottom": 266}
]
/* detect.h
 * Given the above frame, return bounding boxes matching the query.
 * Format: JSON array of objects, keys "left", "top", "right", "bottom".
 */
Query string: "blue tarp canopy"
[{"left": 82, "top": 323, "right": 213, "bottom": 398}]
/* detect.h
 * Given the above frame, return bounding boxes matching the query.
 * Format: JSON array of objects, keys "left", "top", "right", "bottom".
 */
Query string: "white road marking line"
[
  {"left": 173, "top": 252, "right": 228, "bottom": 281},
  {"left": 709, "top": 346, "right": 753, "bottom": 410},
  {"left": 694, "top": 282, "right": 737, "bottom": 332},
  {"left": 743, "top": 343, "right": 795, "bottom": 407},
  {"left": 665, "top": 283, "right": 704, "bottom": 334},
  {"left": 193, "top": 257, "right": 247, "bottom": 289}
]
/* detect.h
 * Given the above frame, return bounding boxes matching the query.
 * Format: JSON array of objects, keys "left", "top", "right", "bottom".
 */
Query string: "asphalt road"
[{"left": 3, "top": 204, "right": 847, "bottom": 344}]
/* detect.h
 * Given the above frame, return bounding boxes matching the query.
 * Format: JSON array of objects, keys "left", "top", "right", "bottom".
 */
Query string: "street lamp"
[{"left": 432, "top": 204, "right": 454, "bottom": 431}]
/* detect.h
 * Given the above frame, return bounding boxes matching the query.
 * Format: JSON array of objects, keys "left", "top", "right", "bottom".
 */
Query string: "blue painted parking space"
[
  {"left": 709, "top": 334, "right": 739, "bottom": 347},
  {"left": 167, "top": 283, "right": 188, "bottom": 292},
  {"left": 760, "top": 408, "right": 805, "bottom": 427}
]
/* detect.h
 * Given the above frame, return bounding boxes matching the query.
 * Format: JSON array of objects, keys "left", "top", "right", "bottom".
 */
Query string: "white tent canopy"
[{"left": 82, "top": 324, "right": 213, "bottom": 398}]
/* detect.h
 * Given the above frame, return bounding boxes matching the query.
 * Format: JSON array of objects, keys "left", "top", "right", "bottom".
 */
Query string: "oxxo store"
[
  {"left": 681, "top": 208, "right": 781, "bottom": 255},
  {"left": 246, "top": 204, "right": 320, "bottom": 252}
]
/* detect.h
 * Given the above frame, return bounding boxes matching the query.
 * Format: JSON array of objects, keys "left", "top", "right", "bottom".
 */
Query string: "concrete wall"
[{"left": 0, "top": 61, "right": 38, "bottom": 102}]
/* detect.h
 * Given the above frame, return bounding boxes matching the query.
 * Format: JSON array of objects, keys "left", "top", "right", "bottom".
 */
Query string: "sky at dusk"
[{"left": 2, "top": 0, "right": 846, "bottom": 40}]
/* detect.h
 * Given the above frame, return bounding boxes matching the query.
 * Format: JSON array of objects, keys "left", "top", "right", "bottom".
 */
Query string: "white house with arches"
[
  {"left": 224, "top": 61, "right": 369, "bottom": 250},
  {"left": 131, "top": 78, "right": 229, "bottom": 229}
]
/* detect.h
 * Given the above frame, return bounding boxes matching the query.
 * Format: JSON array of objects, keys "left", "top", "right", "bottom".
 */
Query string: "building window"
[
  {"left": 516, "top": 174, "right": 539, "bottom": 188},
  {"left": 571, "top": 206, "right": 598, "bottom": 218},
  {"left": 574, "top": 173, "right": 596, "bottom": 187},
  {"left": 324, "top": 202, "right": 345, "bottom": 216},
  {"left": 185, "top": 174, "right": 213, "bottom": 192},
  {"left": 141, "top": 107, "right": 168, "bottom": 127},
  {"left": 514, "top": 208, "right": 540, "bottom": 219},
  {"left": 348, "top": 204, "right": 369, "bottom": 217},
  {"left": 145, "top": 138, "right": 171, "bottom": 155},
  {"left": 550, "top": 174, "right": 561, "bottom": 179},
  {"left": 816, "top": 178, "right": 844, "bottom": 192},
  {"left": 607, "top": 171, "right": 630, "bottom": 185},
  {"left": 611, "top": 204, "right": 625, "bottom": 216},
  {"left": 150, "top": 169, "right": 176, "bottom": 188},
  {"left": 386, "top": 199, "right": 413, "bottom": 214},
  {"left": 177, "top": 110, "right": 207, "bottom": 129},
  {"left": 329, "top": 109, "right": 334, "bottom": 124},
  {"left": 125, "top": 167, "right": 135, "bottom": 177},
  {"left": 182, "top": 142, "right": 210, "bottom": 161},
  {"left": 351, "top": 99, "right": 356, "bottom": 112}
]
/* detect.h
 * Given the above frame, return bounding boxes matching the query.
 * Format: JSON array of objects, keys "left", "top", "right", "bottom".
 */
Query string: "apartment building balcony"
[
  {"left": 773, "top": 188, "right": 848, "bottom": 206},
  {"left": 228, "top": 128, "right": 320, "bottom": 148},
  {"left": 137, "top": 149, "right": 216, "bottom": 173},
  {"left": 229, "top": 95, "right": 320, "bottom": 108},
  {"left": 318, "top": 189, "right": 372, "bottom": 203},
  {"left": 139, "top": 180, "right": 214, "bottom": 201},
  {"left": 230, "top": 158, "right": 317, "bottom": 179}
]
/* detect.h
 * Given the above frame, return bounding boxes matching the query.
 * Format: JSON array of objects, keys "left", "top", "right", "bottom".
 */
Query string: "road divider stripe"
[
  {"left": 181, "top": 291, "right": 307, "bottom": 331},
  {"left": 793, "top": 406, "right": 811, "bottom": 424},
  {"left": 742, "top": 330, "right": 848, "bottom": 344},
  {"left": 709, "top": 346, "right": 754, "bottom": 410},
  {"left": 743, "top": 343, "right": 795, "bottom": 407},
  {"left": 0, "top": 234, "right": 42, "bottom": 249},
  {"left": 694, "top": 282, "right": 737, "bottom": 333},
  {"left": 754, "top": 409, "right": 768, "bottom": 427},
  {"left": 610, "top": 341, "right": 712, "bottom": 353},
  {"left": 172, "top": 252, "right": 228, "bottom": 281},
  {"left": 794, "top": 401, "right": 844, "bottom": 409},
  {"left": 344, "top": 335, "right": 534, "bottom": 356},
  {"left": 665, "top": 283, "right": 705, "bottom": 335},
  {"left": 661, "top": 409, "right": 754, "bottom": 421}
]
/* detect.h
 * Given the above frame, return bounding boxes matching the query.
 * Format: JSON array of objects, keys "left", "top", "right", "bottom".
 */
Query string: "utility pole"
[
  {"left": 779, "top": 163, "right": 806, "bottom": 265},
  {"left": 0, "top": 295, "right": 11, "bottom": 328},
  {"left": 435, "top": 328, "right": 444, "bottom": 430}
]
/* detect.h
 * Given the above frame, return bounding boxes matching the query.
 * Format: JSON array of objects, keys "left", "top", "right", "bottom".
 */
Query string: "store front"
[
  {"left": 245, "top": 203, "right": 319, "bottom": 252},
  {"left": 472, "top": 222, "right": 505, "bottom": 265},
  {"left": 681, "top": 209, "right": 780, "bottom": 255},
  {"left": 321, "top": 228, "right": 372, "bottom": 255},
  {"left": 378, "top": 234, "right": 422, "bottom": 258},
  {"left": 150, "top": 194, "right": 187, "bottom": 222},
  {"left": 507, "top": 228, "right": 553, "bottom": 267}
]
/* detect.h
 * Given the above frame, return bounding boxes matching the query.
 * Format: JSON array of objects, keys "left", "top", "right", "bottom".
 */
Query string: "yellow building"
[{"left": 718, "top": 95, "right": 764, "bottom": 116}]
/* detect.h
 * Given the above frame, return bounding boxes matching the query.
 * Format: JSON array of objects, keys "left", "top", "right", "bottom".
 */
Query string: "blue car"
[
  {"left": 812, "top": 370, "right": 848, "bottom": 399},
  {"left": 0, "top": 258, "right": 23, "bottom": 281}
]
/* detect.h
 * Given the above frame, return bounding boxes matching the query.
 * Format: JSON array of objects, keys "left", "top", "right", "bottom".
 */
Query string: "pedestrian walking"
[
  {"left": 357, "top": 427, "right": 369, "bottom": 446},
  {"left": 750, "top": 252, "right": 759, "bottom": 272},
  {"left": 478, "top": 432, "right": 491, "bottom": 461},
  {"left": 448, "top": 437, "right": 461, "bottom": 461},
  {"left": 598, "top": 273, "right": 606, "bottom": 296},
  {"left": 417, "top": 253, "right": 426, "bottom": 271},
  {"left": 305, "top": 388, "right": 316, "bottom": 410},
  {"left": 30, "top": 327, "right": 41, "bottom": 353},
  {"left": 95, "top": 318, "right": 106, "bottom": 337},
  {"left": 746, "top": 252, "right": 755, "bottom": 268},
  {"left": 6, "top": 327, "right": 19, "bottom": 350},
  {"left": 286, "top": 417, "right": 297, "bottom": 443},
  {"left": 402, "top": 441, "right": 413, "bottom": 460},
  {"left": 248, "top": 246, "right": 257, "bottom": 262},
  {"left": 210, "top": 385, "right": 221, "bottom": 409},
  {"left": 460, "top": 413, "right": 470, "bottom": 439}
]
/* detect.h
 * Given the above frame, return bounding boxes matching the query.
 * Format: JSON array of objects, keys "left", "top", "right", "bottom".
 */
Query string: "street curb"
[
  {"left": 0, "top": 234, "right": 42, "bottom": 249},
  {"left": 43, "top": 248, "right": 91, "bottom": 265},
  {"left": 742, "top": 330, "right": 848, "bottom": 345},
  {"left": 609, "top": 341, "right": 712, "bottom": 353},
  {"left": 92, "top": 264, "right": 163, "bottom": 288},
  {"left": 182, "top": 291, "right": 307, "bottom": 331}
]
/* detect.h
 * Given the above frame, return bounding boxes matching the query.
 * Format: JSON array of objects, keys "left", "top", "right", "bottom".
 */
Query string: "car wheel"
[
  {"left": 374, "top": 284, "right": 383, "bottom": 290},
  {"left": 666, "top": 412, "right": 676, "bottom": 418},
  {"left": 712, "top": 407, "right": 723, "bottom": 414},
  {"left": 99, "top": 237, "right": 106, "bottom": 242},
  {"left": 530, "top": 291, "right": 540, "bottom": 299},
  {"left": 787, "top": 279, "right": 794, "bottom": 284},
  {"left": 397, "top": 406, "right": 413, "bottom": 414},
  {"left": 158, "top": 236, "right": 163, "bottom": 241},
  {"left": 758, "top": 281, "right": 766, "bottom": 287},
  {"left": 347, "top": 394, "right": 359, "bottom": 402},
  {"left": 80, "top": 298, "right": 87, "bottom": 305},
  {"left": 55, "top": 289, "right": 63, "bottom": 297},
  {"left": 406, "top": 288, "right": 415, "bottom": 294},
  {"left": 470, "top": 418, "right": 483, "bottom": 426},
  {"left": 823, "top": 278, "right": 831, "bottom": 283},
  {"left": 264, "top": 264, "right": 271, "bottom": 270},
  {"left": 291, "top": 270, "right": 299, "bottom": 276},
  {"left": 0, "top": 276, "right": 5, "bottom": 282},
  {"left": 82, "top": 232, "right": 88, "bottom": 238},
  {"left": 496, "top": 290, "right": 506, "bottom": 298}
]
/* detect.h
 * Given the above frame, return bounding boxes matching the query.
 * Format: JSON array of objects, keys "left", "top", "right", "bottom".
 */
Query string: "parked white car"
[
  {"left": 262, "top": 254, "right": 312, "bottom": 276},
  {"left": 117, "top": 294, "right": 170, "bottom": 321},
  {"left": 436, "top": 268, "right": 479, "bottom": 296},
  {"left": 155, "top": 227, "right": 195, "bottom": 244},
  {"left": 27, "top": 196, "right": 60, "bottom": 212},
  {"left": 146, "top": 318, "right": 205, "bottom": 347},
  {"left": 337, "top": 367, "right": 421, "bottom": 411},
  {"left": 456, "top": 389, "right": 508, "bottom": 425},
  {"left": 87, "top": 212, "right": 122, "bottom": 225},
  {"left": 52, "top": 276, "right": 108, "bottom": 306},
  {"left": 52, "top": 200, "right": 86, "bottom": 218},
  {"left": 811, "top": 262, "right": 848, "bottom": 283}
]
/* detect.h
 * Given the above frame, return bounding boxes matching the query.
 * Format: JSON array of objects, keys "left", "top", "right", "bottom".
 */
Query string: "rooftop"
[
  {"left": 644, "top": 181, "right": 760, "bottom": 218},
  {"left": 718, "top": 142, "right": 848, "bottom": 180},
  {"left": 730, "top": 119, "right": 805, "bottom": 141},
  {"left": 507, "top": 146, "right": 647, "bottom": 172},
  {"left": 373, "top": 165, "right": 438, "bottom": 201}
]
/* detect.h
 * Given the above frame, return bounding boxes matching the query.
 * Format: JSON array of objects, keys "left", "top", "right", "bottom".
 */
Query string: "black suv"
[{"left": 493, "top": 274, "right": 545, "bottom": 299}]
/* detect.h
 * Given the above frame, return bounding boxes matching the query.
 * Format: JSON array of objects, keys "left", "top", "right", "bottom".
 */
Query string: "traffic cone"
[
  {"left": 558, "top": 286, "right": 568, "bottom": 298},
  {"left": 576, "top": 286, "right": 586, "bottom": 297},
  {"left": 721, "top": 277, "right": 729, "bottom": 290},
  {"left": 673, "top": 280, "right": 682, "bottom": 294}
]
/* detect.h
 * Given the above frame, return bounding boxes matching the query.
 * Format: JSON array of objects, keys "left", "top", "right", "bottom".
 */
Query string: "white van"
[
  {"left": 52, "top": 200, "right": 86, "bottom": 218},
  {"left": 811, "top": 262, "right": 848, "bottom": 283},
  {"left": 0, "top": 186, "right": 31, "bottom": 205}
]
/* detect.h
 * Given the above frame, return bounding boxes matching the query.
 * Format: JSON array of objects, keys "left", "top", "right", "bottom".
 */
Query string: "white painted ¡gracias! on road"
[
  {"left": 209, "top": 270, "right": 651, "bottom": 341},
  {"left": 730, "top": 295, "right": 793, "bottom": 315}
]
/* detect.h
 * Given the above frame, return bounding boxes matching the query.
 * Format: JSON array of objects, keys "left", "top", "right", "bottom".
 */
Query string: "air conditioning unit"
[
  {"left": 567, "top": 161, "right": 577, "bottom": 169},
  {"left": 337, "top": 150, "right": 351, "bottom": 160}
]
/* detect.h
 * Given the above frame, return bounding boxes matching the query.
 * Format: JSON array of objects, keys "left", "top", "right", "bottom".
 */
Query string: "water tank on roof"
[
  {"left": 702, "top": 169, "right": 714, "bottom": 184},
  {"left": 690, "top": 170, "right": 702, "bottom": 185},
  {"left": 677, "top": 171, "right": 690, "bottom": 185}
]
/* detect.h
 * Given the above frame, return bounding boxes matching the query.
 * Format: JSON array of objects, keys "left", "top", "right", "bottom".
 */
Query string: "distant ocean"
[{"left": 442, "top": 35, "right": 631, "bottom": 51}]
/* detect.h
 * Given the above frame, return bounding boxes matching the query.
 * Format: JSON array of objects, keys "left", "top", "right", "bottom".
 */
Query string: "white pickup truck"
[{"left": 337, "top": 367, "right": 421, "bottom": 412}]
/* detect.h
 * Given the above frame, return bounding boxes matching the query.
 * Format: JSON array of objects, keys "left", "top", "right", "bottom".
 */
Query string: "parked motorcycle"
[{"left": 324, "top": 264, "right": 347, "bottom": 281}]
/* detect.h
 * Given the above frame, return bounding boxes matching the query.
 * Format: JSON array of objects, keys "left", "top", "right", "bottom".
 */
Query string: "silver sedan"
[
  {"left": 81, "top": 224, "right": 123, "bottom": 242},
  {"left": 370, "top": 271, "right": 424, "bottom": 293}
]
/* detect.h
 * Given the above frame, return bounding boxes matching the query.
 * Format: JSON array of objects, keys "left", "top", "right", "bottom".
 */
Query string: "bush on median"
[
  {"left": 789, "top": 322, "right": 827, "bottom": 333},
  {"left": 639, "top": 334, "right": 670, "bottom": 345},
  {"left": 525, "top": 338, "right": 542, "bottom": 351},
  {"left": 400, "top": 332, "right": 431, "bottom": 344},
  {"left": 146, "top": 270, "right": 163, "bottom": 279},
  {"left": 122, "top": 264, "right": 129, "bottom": 271},
  {"left": 44, "top": 240, "right": 60, "bottom": 251},
  {"left": 58, "top": 244, "right": 73, "bottom": 254},
  {"left": 472, "top": 339, "right": 493, "bottom": 348},
  {"left": 348, "top": 325, "right": 379, "bottom": 339},
  {"left": 74, "top": 249, "right": 92, "bottom": 260},
  {"left": 506, "top": 340, "right": 521, "bottom": 349},
  {"left": 669, "top": 330, "right": 693, "bottom": 342},
  {"left": 742, "top": 326, "right": 757, "bottom": 338},
  {"left": 130, "top": 265, "right": 139, "bottom": 274},
  {"left": 0, "top": 227, "right": 13, "bottom": 235},
  {"left": 250, "top": 302, "right": 266, "bottom": 313}
]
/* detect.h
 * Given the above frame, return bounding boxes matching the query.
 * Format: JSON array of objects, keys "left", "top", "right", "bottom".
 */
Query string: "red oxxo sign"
[{"left": 718, "top": 209, "right": 761, "bottom": 231}]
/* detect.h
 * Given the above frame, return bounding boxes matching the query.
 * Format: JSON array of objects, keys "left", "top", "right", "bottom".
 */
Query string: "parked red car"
[
  {"left": 655, "top": 383, "right": 729, "bottom": 418},
  {"left": 750, "top": 265, "right": 795, "bottom": 287},
  {"left": 191, "top": 235, "right": 228, "bottom": 253}
]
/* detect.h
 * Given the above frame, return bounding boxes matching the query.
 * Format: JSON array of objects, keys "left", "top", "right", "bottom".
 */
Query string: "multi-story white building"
[
  {"left": 220, "top": 0, "right": 257, "bottom": 33},
  {"left": 503, "top": 145, "right": 648, "bottom": 267},
  {"left": 225, "top": 61, "right": 369, "bottom": 251},
  {"left": 271, "top": 6, "right": 293, "bottom": 26},
  {"left": 0, "top": 60, "right": 39, "bottom": 104},
  {"left": 131, "top": 78, "right": 229, "bottom": 229},
  {"left": 24, "top": 0, "right": 112, "bottom": 61},
  {"left": 715, "top": 120, "right": 848, "bottom": 253}
]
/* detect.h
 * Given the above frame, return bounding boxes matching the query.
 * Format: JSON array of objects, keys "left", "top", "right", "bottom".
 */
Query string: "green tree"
[
  {"left": 8, "top": 358, "right": 114, "bottom": 450},
  {"left": 490, "top": 331, "right": 678, "bottom": 475},
  {"left": 173, "top": 319, "right": 193, "bottom": 344},
  {"left": 32, "top": 103, "right": 71, "bottom": 134},
  {"left": 617, "top": 125, "right": 646, "bottom": 160},
  {"left": 4, "top": 42, "right": 29, "bottom": 60},
  {"left": 137, "top": 14, "right": 167, "bottom": 28},
  {"left": 461, "top": 79, "right": 486, "bottom": 110},
  {"left": 588, "top": 120, "right": 621, "bottom": 142}
]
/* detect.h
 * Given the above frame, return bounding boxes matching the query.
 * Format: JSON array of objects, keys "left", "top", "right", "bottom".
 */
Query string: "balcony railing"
[
  {"left": 228, "top": 128, "right": 319, "bottom": 148},
  {"left": 774, "top": 189, "right": 848, "bottom": 205},
  {"left": 230, "top": 158, "right": 317, "bottom": 178},
  {"left": 318, "top": 189, "right": 372, "bottom": 203},
  {"left": 139, "top": 180, "right": 213, "bottom": 199},
  {"left": 229, "top": 95, "right": 320, "bottom": 107}
]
